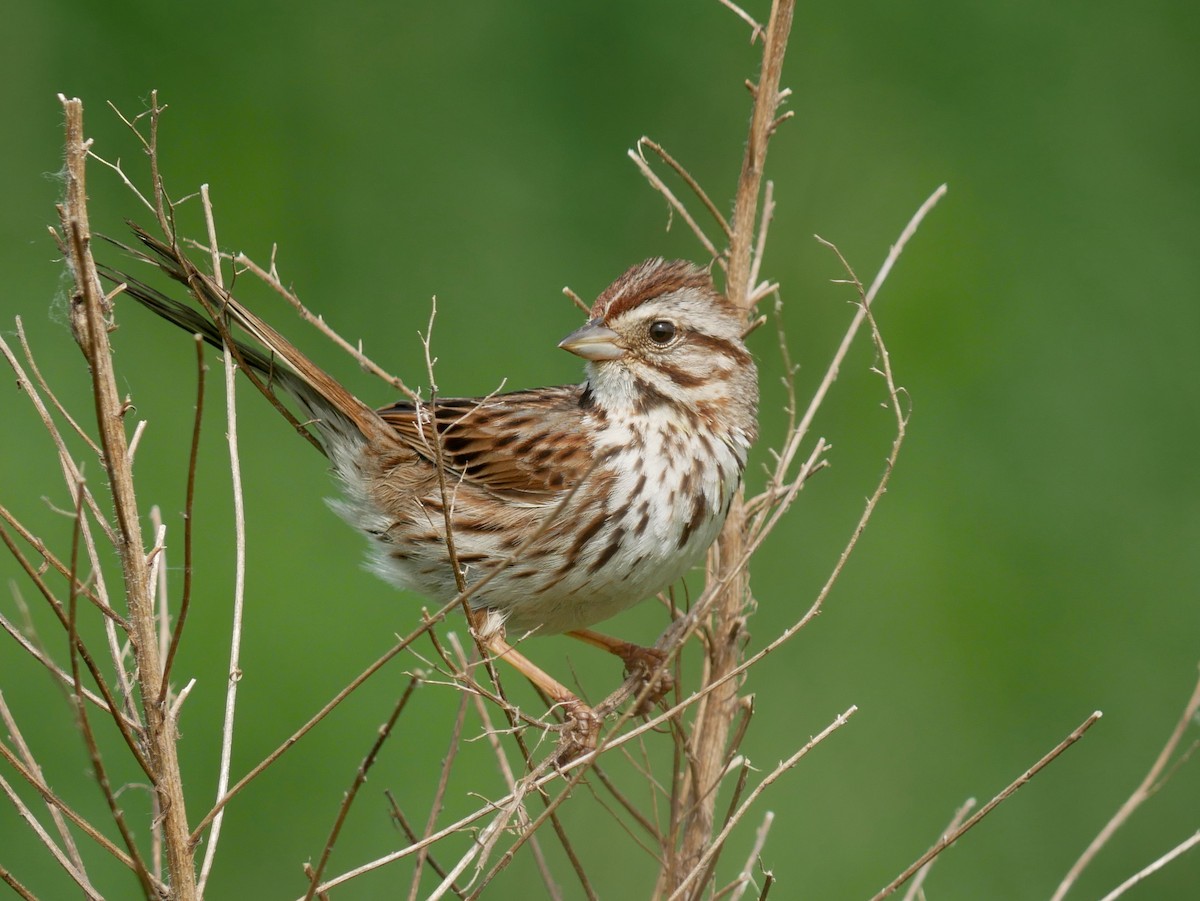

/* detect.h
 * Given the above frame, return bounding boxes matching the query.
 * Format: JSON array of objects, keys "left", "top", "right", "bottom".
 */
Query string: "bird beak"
[{"left": 558, "top": 320, "right": 624, "bottom": 361}]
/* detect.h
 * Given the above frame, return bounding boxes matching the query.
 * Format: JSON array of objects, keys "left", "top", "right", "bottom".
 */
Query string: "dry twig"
[
  {"left": 872, "top": 712, "right": 1103, "bottom": 900},
  {"left": 1052, "top": 665, "right": 1200, "bottom": 901}
]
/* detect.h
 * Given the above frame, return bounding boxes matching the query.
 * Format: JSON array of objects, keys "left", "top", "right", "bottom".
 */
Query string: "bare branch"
[
  {"left": 1052, "top": 665, "right": 1200, "bottom": 901},
  {"left": 872, "top": 712, "right": 1103, "bottom": 900},
  {"left": 0, "top": 702, "right": 163, "bottom": 887},
  {"left": 158, "top": 333, "right": 207, "bottom": 701},
  {"left": 901, "top": 798, "right": 977, "bottom": 901},
  {"left": 0, "top": 690, "right": 87, "bottom": 878},
  {"left": 726, "top": 0, "right": 795, "bottom": 308},
  {"left": 58, "top": 92, "right": 197, "bottom": 899},
  {"left": 668, "top": 706, "right": 857, "bottom": 900},
  {"left": 0, "top": 772, "right": 103, "bottom": 901},
  {"left": 406, "top": 690, "right": 470, "bottom": 901},
  {"left": 637, "top": 137, "right": 732, "bottom": 239},
  {"left": 715, "top": 0, "right": 764, "bottom": 40},
  {"left": 723, "top": 811, "right": 773, "bottom": 901},
  {"left": 627, "top": 146, "right": 724, "bottom": 268},
  {"left": 234, "top": 251, "right": 420, "bottom": 401},
  {"left": 1098, "top": 831, "right": 1200, "bottom": 901},
  {"left": 196, "top": 182, "right": 251, "bottom": 899},
  {"left": 303, "top": 675, "right": 422, "bottom": 901}
]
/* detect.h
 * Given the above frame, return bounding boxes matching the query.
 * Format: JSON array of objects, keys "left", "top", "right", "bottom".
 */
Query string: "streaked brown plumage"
[{"left": 110, "top": 227, "right": 758, "bottom": 737}]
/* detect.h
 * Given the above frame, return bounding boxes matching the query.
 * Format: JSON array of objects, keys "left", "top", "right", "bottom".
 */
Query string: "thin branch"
[
  {"left": 0, "top": 704, "right": 163, "bottom": 887},
  {"left": 406, "top": 689, "right": 470, "bottom": 901},
  {"left": 233, "top": 251, "right": 420, "bottom": 401},
  {"left": 562, "top": 286, "right": 589, "bottom": 314},
  {"left": 0, "top": 690, "right": 87, "bottom": 878},
  {"left": 0, "top": 330, "right": 122, "bottom": 593},
  {"left": 14, "top": 316, "right": 101, "bottom": 458},
  {"left": 747, "top": 180, "right": 775, "bottom": 297},
  {"left": 637, "top": 137, "right": 731, "bottom": 238},
  {"left": 303, "top": 675, "right": 423, "bottom": 901},
  {"left": 386, "top": 792, "right": 468, "bottom": 899},
  {"left": 871, "top": 712, "right": 1104, "bottom": 900},
  {"left": 0, "top": 609, "right": 134, "bottom": 727},
  {"left": 190, "top": 604, "right": 459, "bottom": 844},
  {"left": 1097, "top": 830, "right": 1200, "bottom": 901},
  {"left": 901, "top": 798, "right": 977, "bottom": 901},
  {"left": 725, "top": 0, "right": 794, "bottom": 308},
  {"left": 448, "top": 633, "right": 562, "bottom": 901},
  {"left": 0, "top": 862, "right": 38, "bottom": 901},
  {"left": 158, "top": 333, "right": 206, "bottom": 702},
  {"left": 7, "top": 314, "right": 141, "bottom": 732},
  {"left": 723, "top": 810, "right": 773, "bottom": 901},
  {"left": 87, "top": 147, "right": 156, "bottom": 216},
  {"left": 715, "top": 0, "right": 764, "bottom": 40},
  {"left": 667, "top": 706, "right": 857, "bottom": 900},
  {"left": 196, "top": 182, "right": 250, "bottom": 899},
  {"left": 59, "top": 93, "right": 196, "bottom": 899},
  {"left": 756, "top": 184, "right": 947, "bottom": 528},
  {"left": 0, "top": 773, "right": 103, "bottom": 901},
  {"left": 1052, "top": 664, "right": 1200, "bottom": 901},
  {"left": 67, "top": 482, "right": 157, "bottom": 899},
  {"left": 589, "top": 762, "right": 663, "bottom": 847},
  {"left": 0, "top": 520, "right": 152, "bottom": 775},
  {"left": 0, "top": 500, "right": 119, "bottom": 629},
  {"left": 628, "top": 146, "right": 724, "bottom": 268}
]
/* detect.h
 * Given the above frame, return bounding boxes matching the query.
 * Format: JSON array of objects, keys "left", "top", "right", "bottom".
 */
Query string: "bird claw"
[
  {"left": 554, "top": 701, "right": 602, "bottom": 765},
  {"left": 619, "top": 645, "right": 675, "bottom": 714}
]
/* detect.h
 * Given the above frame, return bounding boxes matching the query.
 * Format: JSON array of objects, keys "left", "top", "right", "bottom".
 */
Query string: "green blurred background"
[{"left": 2, "top": 1, "right": 1198, "bottom": 898}]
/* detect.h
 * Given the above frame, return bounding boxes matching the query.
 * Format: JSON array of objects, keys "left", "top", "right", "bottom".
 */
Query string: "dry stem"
[
  {"left": 1097, "top": 830, "right": 1200, "bottom": 901},
  {"left": 195, "top": 182, "right": 250, "bottom": 899},
  {"left": 58, "top": 93, "right": 197, "bottom": 899},
  {"left": 1052, "top": 664, "right": 1200, "bottom": 901},
  {"left": 872, "top": 712, "right": 1103, "bottom": 900},
  {"left": 663, "top": 3, "right": 794, "bottom": 893}
]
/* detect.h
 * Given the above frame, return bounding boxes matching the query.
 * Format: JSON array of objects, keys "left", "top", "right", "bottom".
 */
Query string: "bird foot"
[
  {"left": 554, "top": 701, "right": 602, "bottom": 764},
  {"left": 618, "top": 645, "right": 675, "bottom": 714}
]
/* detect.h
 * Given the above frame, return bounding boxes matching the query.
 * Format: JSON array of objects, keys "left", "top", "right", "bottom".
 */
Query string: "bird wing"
[{"left": 378, "top": 386, "right": 595, "bottom": 501}]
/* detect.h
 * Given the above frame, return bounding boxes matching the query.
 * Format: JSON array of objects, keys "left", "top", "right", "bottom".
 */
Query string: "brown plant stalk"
[
  {"left": 665, "top": 1, "right": 794, "bottom": 894},
  {"left": 57, "top": 94, "right": 197, "bottom": 898}
]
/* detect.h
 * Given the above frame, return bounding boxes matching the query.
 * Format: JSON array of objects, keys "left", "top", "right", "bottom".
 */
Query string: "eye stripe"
[{"left": 686, "top": 333, "right": 752, "bottom": 365}]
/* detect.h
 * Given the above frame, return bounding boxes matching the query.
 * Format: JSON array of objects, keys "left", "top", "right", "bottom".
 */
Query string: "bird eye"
[{"left": 648, "top": 320, "right": 677, "bottom": 344}]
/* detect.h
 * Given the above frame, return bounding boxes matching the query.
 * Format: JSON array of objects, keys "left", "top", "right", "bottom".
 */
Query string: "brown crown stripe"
[{"left": 593, "top": 259, "right": 720, "bottom": 322}]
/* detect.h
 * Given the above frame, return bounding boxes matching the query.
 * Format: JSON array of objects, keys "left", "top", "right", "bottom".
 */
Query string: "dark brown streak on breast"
[
  {"left": 559, "top": 508, "right": 609, "bottom": 573},
  {"left": 588, "top": 527, "right": 626, "bottom": 574},
  {"left": 678, "top": 491, "right": 709, "bottom": 549}
]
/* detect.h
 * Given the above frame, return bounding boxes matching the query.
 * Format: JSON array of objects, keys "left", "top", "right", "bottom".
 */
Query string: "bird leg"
[
  {"left": 472, "top": 622, "right": 600, "bottom": 760},
  {"left": 566, "top": 628, "right": 675, "bottom": 712}
]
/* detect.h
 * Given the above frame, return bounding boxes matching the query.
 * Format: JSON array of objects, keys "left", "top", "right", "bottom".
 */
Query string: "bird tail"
[{"left": 101, "top": 224, "right": 385, "bottom": 458}]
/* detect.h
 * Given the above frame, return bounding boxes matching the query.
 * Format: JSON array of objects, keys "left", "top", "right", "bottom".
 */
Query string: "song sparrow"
[{"left": 111, "top": 228, "right": 758, "bottom": 744}]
